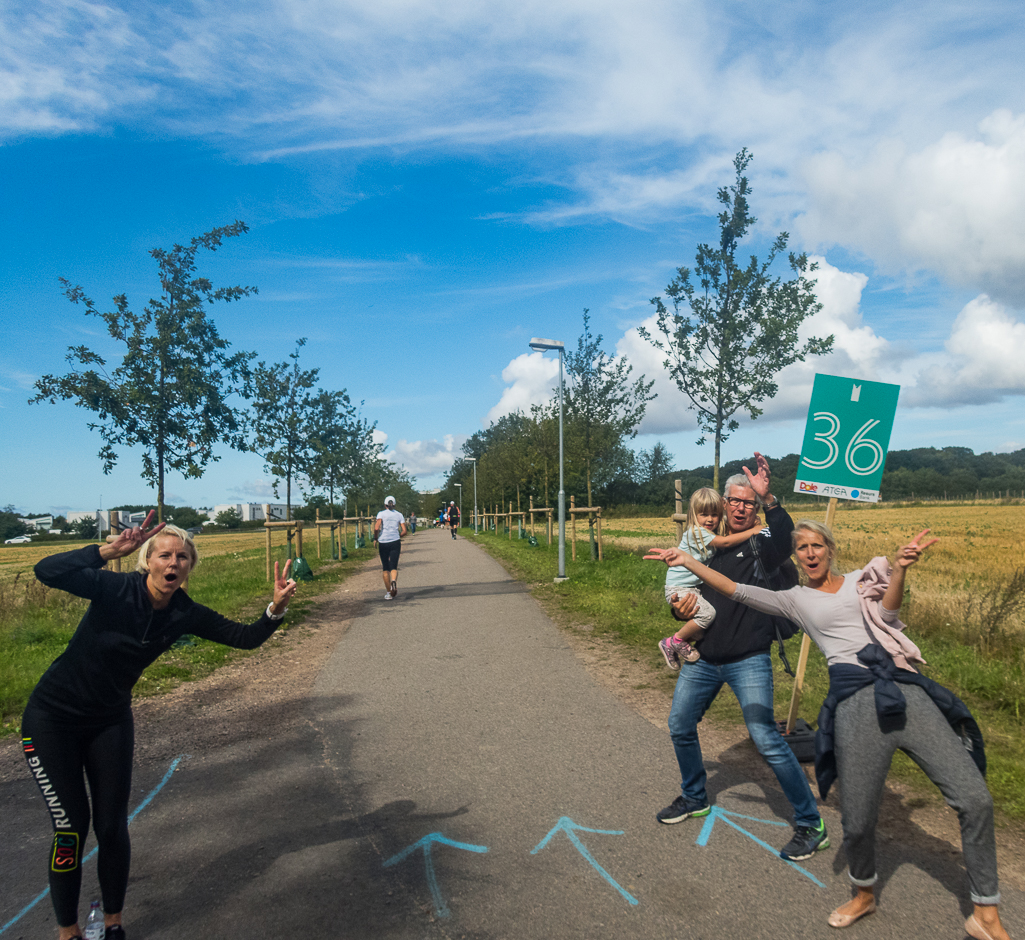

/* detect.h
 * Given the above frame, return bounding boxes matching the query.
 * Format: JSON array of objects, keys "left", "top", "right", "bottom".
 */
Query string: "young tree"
[
  {"left": 30, "top": 222, "right": 257, "bottom": 521},
  {"left": 251, "top": 339, "right": 319, "bottom": 520},
  {"left": 565, "top": 309, "right": 655, "bottom": 505},
  {"left": 639, "top": 150, "right": 833, "bottom": 489},
  {"left": 215, "top": 507, "right": 243, "bottom": 529},
  {"left": 306, "top": 390, "right": 381, "bottom": 511}
]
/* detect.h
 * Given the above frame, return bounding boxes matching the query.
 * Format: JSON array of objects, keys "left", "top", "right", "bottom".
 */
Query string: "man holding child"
[{"left": 657, "top": 452, "right": 828, "bottom": 862}]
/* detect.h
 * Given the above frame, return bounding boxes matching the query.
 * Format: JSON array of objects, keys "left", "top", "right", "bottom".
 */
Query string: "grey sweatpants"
[{"left": 834, "top": 684, "right": 999, "bottom": 904}]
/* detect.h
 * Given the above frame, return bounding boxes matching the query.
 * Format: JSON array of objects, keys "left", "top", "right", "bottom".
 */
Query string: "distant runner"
[
  {"left": 445, "top": 501, "right": 460, "bottom": 539},
  {"left": 375, "top": 496, "right": 407, "bottom": 599}
]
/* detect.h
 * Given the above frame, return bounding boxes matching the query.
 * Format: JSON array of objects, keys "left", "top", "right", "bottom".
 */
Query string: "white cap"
[
  {"left": 385, "top": 495, "right": 396, "bottom": 505},
  {"left": 450, "top": 501, "right": 455, "bottom": 504}
]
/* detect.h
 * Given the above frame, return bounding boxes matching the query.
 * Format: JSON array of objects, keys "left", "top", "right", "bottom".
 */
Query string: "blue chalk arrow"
[
  {"left": 383, "top": 832, "right": 488, "bottom": 918},
  {"left": 531, "top": 816, "right": 638, "bottom": 905},
  {"left": 695, "top": 806, "right": 825, "bottom": 887}
]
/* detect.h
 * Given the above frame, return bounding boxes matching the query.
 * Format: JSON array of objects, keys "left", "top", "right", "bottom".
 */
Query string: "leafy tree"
[
  {"left": 0, "top": 506, "right": 28, "bottom": 542},
  {"left": 52, "top": 515, "right": 69, "bottom": 532},
  {"left": 165, "top": 506, "right": 207, "bottom": 530},
  {"left": 306, "top": 390, "right": 381, "bottom": 511},
  {"left": 565, "top": 309, "right": 655, "bottom": 505},
  {"left": 70, "top": 516, "right": 98, "bottom": 539},
  {"left": 636, "top": 441, "right": 674, "bottom": 482},
  {"left": 31, "top": 223, "right": 256, "bottom": 522},
  {"left": 215, "top": 507, "right": 243, "bottom": 529},
  {"left": 251, "top": 339, "right": 319, "bottom": 520},
  {"left": 639, "top": 149, "right": 834, "bottom": 489}
]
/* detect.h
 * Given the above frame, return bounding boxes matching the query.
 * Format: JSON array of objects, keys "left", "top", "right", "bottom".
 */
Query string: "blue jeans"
[{"left": 667, "top": 653, "right": 820, "bottom": 828}]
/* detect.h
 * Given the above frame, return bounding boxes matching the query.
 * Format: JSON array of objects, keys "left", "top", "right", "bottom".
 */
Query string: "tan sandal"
[{"left": 828, "top": 901, "right": 876, "bottom": 928}]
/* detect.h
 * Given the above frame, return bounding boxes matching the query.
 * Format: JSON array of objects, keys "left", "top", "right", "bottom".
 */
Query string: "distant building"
[
  {"left": 212, "top": 503, "right": 287, "bottom": 522},
  {"left": 19, "top": 515, "right": 53, "bottom": 531}
]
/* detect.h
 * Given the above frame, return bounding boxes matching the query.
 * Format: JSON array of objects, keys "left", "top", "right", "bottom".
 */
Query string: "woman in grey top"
[{"left": 646, "top": 521, "right": 1011, "bottom": 940}]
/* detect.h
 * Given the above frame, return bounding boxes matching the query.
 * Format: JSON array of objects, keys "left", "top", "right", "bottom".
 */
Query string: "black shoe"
[
  {"left": 780, "top": 820, "right": 830, "bottom": 860},
  {"left": 656, "top": 795, "right": 711, "bottom": 824},
  {"left": 105, "top": 926, "right": 127, "bottom": 940}
]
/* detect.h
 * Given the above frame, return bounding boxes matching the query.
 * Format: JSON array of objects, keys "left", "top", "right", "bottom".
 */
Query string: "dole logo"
[{"left": 799, "top": 482, "right": 818, "bottom": 492}]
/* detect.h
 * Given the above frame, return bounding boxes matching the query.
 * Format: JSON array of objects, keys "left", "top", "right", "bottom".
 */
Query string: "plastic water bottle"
[{"left": 84, "top": 901, "right": 104, "bottom": 940}]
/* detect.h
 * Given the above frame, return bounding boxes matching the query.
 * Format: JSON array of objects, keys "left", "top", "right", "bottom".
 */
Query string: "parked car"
[
  {"left": 186, "top": 526, "right": 203, "bottom": 536},
  {"left": 4, "top": 535, "right": 32, "bottom": 544}
]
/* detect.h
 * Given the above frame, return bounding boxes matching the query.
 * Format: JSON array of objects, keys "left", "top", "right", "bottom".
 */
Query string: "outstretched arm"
[
  {"left": 710, "top": 524, "right": 764, "bottom": 550},
  {"left": 644, "top": 548, "right": 738, "bottom": 598},
  {"left": 882, "top": 529, "right": 939, "bottom": 612}
]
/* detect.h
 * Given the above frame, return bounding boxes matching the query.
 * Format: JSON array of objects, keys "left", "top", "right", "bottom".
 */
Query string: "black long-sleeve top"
[
  {"left": 690, "top": 504, "right": 796, "bottom": 665},
  {"left": 29, "top": 545, "right": 282, "bottom": 721}
]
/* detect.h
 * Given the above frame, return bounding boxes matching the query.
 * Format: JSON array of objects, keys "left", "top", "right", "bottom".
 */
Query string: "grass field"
[{"left": 471, "top": 503, "right": 1025, "bottom": 821}]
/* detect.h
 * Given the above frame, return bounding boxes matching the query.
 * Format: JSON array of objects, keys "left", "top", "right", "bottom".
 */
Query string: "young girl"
[{"left": 658, "top": 487, "right": 764, "bottom": 669}]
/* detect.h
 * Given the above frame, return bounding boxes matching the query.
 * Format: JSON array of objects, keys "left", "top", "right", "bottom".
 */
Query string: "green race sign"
[{"left": 794, "top": 374, "right": 900, "bottom": 503}]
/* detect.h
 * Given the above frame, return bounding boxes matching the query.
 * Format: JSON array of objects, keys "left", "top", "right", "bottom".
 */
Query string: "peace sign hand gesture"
[
  {"left": 271, "top": 560, "right": 298, "bottom": 616},
  {"left": 100, "top": 510, "right": 166, "bottom": 561},
  {"left": 895, "top": 529, "right": 940, "bottom": 569}
]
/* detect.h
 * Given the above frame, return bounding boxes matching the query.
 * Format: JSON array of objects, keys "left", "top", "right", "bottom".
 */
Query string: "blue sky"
[{"left": 3, "top": 0, "right": 1025, "bottom": 514}]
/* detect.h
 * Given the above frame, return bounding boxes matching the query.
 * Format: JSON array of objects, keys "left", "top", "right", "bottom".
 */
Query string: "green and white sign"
[{"left": 794, "top": 374, "right": 900, "bottom": 503}]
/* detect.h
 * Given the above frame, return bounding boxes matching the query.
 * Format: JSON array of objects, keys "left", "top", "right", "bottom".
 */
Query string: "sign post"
[{"left": 785, "top": 374, "right": 900, "bottom": 733}]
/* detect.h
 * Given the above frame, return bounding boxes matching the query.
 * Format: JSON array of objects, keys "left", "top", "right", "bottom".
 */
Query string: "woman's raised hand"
[
  {"left": 895, "top": 529, "right": 940, "bottom": 569},
  {"left": 101, "top": 510, "right": 166, "bottom": 560},
  {"left": 643, "top": 547, "right": 695, "bottom": 567},
  {"left": 271, "top": 559, "right": 298, "bottom": 614}
]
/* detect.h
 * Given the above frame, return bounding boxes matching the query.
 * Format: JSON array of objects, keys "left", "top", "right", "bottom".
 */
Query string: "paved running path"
[{"left": 3, "top": 528, "right": 1023, "bottom": 939}]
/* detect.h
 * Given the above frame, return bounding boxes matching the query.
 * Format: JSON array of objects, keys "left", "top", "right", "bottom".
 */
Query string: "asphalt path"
[{"left": 2, "top": 528, "right": 1023, "bottom": 939}]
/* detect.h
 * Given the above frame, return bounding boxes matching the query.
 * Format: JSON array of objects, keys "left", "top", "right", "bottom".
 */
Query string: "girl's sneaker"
[
  {"left": 658, "top": 636, "right": 683, "bottom": 670},
  {"left": 681, "top": 643, "right": 701, "bottom": 663}
]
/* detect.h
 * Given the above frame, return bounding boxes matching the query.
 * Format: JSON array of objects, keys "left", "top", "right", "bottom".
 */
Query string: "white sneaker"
[{"left": 384, "top": 592, "right": 393, "bottom": 600}]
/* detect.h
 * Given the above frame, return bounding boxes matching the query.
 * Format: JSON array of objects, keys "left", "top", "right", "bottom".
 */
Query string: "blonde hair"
[
  {"left": 686, "top": 487, "right": 726, "bottom": 537},
  {"left": 135, "top": 525, "right": 199, "bottom": 574},
  {"left": 792, "top": 520, "right": 838, "bottom": 575}
]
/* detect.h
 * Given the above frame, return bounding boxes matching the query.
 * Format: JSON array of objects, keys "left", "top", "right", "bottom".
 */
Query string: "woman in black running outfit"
[{"left": 22, "top": 512, "right": 298, "bottom": 940}]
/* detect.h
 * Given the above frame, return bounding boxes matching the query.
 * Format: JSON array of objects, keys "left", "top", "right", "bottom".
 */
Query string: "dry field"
[{"left": 604, "top": 503, "right": 1025, "bottom": 636}]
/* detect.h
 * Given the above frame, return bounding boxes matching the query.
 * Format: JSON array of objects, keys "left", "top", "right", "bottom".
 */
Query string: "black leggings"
[{"left": 21, "top": 704, "right": 134, "bottom": 927}]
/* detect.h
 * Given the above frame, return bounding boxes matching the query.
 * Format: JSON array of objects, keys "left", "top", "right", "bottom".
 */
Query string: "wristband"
[
  {"left": 266, "top": 603, "right": 287, "bottom": 621},
  {"left": 763, "top": 497, "right": 779, "bottom": 511}
]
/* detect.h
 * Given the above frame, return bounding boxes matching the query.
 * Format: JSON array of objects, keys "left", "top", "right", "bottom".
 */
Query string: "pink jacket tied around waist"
[{"left": 856, "top": 556, "right": 926, "bottom": 673}]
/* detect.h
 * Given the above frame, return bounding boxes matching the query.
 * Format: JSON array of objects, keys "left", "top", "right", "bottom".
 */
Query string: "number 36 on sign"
[{"left": 794, "top": 374, "right": 900, "bottom": 504}]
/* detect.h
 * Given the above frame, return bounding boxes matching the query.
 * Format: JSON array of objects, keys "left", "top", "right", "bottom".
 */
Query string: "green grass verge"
[
  {"left": 469, "top": 529, "right": 1025, "bottom": 822},
  {"left": 0, "top": 540, "right": 376, "bottom": 737}
]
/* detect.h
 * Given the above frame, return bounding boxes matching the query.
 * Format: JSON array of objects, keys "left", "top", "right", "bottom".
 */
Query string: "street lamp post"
[
  {"left": 466, "top": 457, "right": 478, "bottom": 534},
  {"left": 528, "top": 337, "right": 567, "bottom": 582},
  {"left": 454, "top": 483, "right": 462, "bottom": 531}
]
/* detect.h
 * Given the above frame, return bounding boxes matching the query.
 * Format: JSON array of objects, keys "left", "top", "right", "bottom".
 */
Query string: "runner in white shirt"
[{"left": 374, "top": 496, "right": 408, "bottom": 599}]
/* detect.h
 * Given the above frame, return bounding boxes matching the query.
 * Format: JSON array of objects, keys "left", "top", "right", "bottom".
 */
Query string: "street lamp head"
[{"left": 529, "top": 338, "right": 564, "bottom": 352}]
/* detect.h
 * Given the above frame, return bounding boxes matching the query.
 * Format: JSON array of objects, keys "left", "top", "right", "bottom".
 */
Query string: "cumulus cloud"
[
  {"left": 228, "top": 480, "right": 278, "bottom": 499},
  {"left": 384, "top": 435, "right": 467, "bottom": 477},
  {"left": 485, "top": 352, "right": 560, "bottom": 424},
  {"left": 800, "top": 111, "right": 1025, "bottom": 305},
  {"left": 603, "top": 256, "right": 1025, "bottom": 439}
]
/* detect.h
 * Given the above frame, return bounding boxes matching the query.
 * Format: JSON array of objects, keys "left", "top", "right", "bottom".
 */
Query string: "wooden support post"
[
  {"left": 529, "top": 496, "right": 534, "bottom": 536},
  {"left": 109, "top": 511, "right": 121, "bottom": 571},
  {"left": 316, "top": 509, "right": 322, "bottom": 559},
  {"left": 296, "top": 520, "right": 304, "bottom": 559},
  {"left": 675, "top": 479, "right": 684, "bottom": 543},
  {"left": 508, "top": 501, "right": 512, "bottom": 540},
  {"left": 547, "top": 509, "right": 552, "bottom": 545},
  {"left": 785, "top": 497, "right": 838, "bottom": 732},
  {"left": 570, "top": 495, "right": 577, "bottom": 560},
  {"left": 264, "top": 504, "right": 272, "bottom": 581},
  {"left": 597, "top": 508, "right": 603, "bottom": 561}
]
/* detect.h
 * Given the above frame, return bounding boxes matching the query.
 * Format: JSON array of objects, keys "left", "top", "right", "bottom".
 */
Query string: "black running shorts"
[{"left": 378, "top": 539, "right": 401, "bottom": 570}]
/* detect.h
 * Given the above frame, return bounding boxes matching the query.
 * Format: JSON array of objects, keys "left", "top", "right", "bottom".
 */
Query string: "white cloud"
[
  {"left": 384, "top": 435, "right": 466, "bottom": 476},
  {"left": 485, "top": 352, "right": 560, "bottom": 424},
  {"left": 800, "top": 111, "right": 1025, "bottom": 305},
  {"left": 606, "top": 256, "right": 1025, "bottom": 438},
  {"left": 228, "top": 480, "right": 278, "bottom": 499}
]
